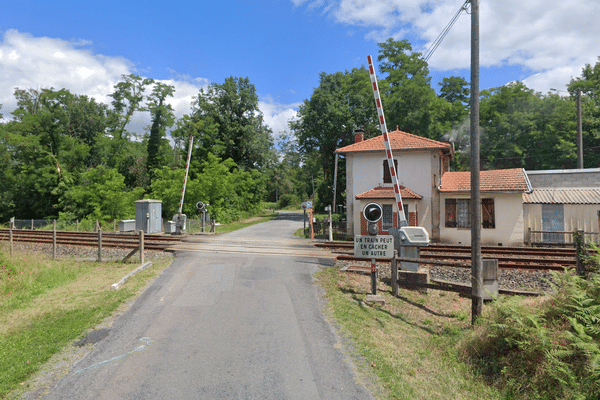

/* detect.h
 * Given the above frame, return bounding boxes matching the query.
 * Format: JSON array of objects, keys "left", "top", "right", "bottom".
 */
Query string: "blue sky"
[{"left": 1, "top": 0, "right": 599, "bottom": 138}]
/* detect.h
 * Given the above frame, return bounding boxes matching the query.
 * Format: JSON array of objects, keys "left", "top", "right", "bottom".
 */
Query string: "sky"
[{"left": 1, "top": 0, "right": 599, "bottom": 140}]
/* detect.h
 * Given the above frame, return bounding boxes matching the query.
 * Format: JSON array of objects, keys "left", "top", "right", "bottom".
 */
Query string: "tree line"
[
  {"left": 291, "top": 41, "right": 600, "bottom": 210},
  {"left": 1, "top": 39, "right": 599, "bottom": 222},
  {"left": 0, "top": 75, "right": 276, "bottom": 223}
]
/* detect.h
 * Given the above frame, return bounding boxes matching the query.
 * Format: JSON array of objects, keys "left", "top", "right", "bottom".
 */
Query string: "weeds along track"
[
  {"left": 0, "top": 229, "right": 182, "bottom": 251},
  {"left": 316, "top": 241, "right": 595, "bottom": 271}
]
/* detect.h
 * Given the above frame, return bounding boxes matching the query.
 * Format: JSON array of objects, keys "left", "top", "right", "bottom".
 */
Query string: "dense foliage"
[
  {"left": 461, "top": 247, "right": 600, "bottom": 399},
  {"left": 1, "top": 39, "right": 599, "bottom": 221},
  {"left": 290, "top": 39, "right": 600, "bottom": 210},
  {"left": 0, "top": 75, "right": 273, "bottom": 223}
]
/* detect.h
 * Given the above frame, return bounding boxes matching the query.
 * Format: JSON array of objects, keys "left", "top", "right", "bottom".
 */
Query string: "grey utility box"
[
  {"left": 119, "top": 219, "right": 136, "bottom": 232},
  {"left": 135, "top": 199, "right": 163, "bottom": 233},
  {"left": 164, "top": 221, "right": 176, "bottom": 234}
]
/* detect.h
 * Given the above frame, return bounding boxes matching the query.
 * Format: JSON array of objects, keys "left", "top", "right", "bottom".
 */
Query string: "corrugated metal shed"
[{"left": 523, "top": 189, "right": 600, "bottom": 204}]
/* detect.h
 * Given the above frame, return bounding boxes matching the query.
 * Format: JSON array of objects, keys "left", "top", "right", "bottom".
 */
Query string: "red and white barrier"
[{"left": 367, "top": 55, "right": 408, "bottom": 227}]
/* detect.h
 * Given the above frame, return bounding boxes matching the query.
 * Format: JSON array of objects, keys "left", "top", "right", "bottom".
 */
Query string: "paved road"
[{"left": 45, "top": 212, "right": 375, "bottom": 399}]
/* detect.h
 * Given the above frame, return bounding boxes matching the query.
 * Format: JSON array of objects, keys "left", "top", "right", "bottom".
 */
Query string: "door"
[{"left": 542, "top": 204, "right": 564, "bottom": 244}]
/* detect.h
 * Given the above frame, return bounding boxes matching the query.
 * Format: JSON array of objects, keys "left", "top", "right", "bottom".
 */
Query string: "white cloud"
[
  {"left": 294, "top": 0, "right": 600, "bottom": 92},
  {"left": 0, "top": 29, "right": 297, "bottom": 141},
  {"left": 259, "top": 97, "right": 300, "bottom": 140}
]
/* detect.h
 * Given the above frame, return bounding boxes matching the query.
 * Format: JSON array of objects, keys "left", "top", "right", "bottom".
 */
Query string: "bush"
[
  {"left": 277, "top": 194, "right": 300, "bottom": 209},
  {"left": 461, "top": 257, "right": 600, "bottom": 399}
]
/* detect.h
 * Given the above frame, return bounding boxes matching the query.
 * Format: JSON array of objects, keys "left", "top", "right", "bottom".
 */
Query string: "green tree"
[
  {"left": 377, "top": 38, "right": 447, "bottom": 139},
  {"left": 479, "top": 82, "right": 579, "bottom": 170},
  {"left": 290, "top": 68, "right": 377, "bottom": 209},
  {"left": 438, "top": 76, "right": 470, "bottom": 125},
  {"left": 61, "top": 166, "right": 143, "bottom": 220},
  {"left": 191, "top": 76, "right": 275, "bottom": 171},
  {"left": 146, "top": 82, "right": 175, "bottom": 185},
  {"left": 568, "top": 57, "right": 600, "bottom": 167}
]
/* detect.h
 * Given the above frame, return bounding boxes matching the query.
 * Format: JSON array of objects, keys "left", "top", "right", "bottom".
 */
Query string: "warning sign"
[{"left": 354, "top": 235, "right": 394, "bottom": 259}]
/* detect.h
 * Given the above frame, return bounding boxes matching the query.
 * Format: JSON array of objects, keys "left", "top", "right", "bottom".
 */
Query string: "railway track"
[
  {"left": 0, "top": 229, "right": 182, "bottom": 251},
  {"left": 315, "top": 241, "right": 591, "bottom": 271}
]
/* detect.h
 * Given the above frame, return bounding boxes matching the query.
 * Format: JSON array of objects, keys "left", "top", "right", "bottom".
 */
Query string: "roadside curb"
[{"left": 111, "top": 262, "right": 153, "bottom": 290}]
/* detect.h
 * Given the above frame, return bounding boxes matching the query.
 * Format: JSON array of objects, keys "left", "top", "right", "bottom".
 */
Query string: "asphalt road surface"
[{"left": 45, "top": 212, "right": 376, "bottom": 399}]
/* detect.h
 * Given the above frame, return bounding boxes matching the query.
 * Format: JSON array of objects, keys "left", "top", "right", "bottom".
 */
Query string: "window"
[
  {"left": 456, "top": 199, "right": 470, "bottom": 228},
  {"left": 381, "top": 204, "right": 408, "bottom": 230},
  {"left": 383, "top": 159, "right": 398, "bottom": 184},
  {"left": 382, "top": 204, "right": 393, "bottom": 230},
  {"left": 445, "top": 198, "right": 495, "bottom": 229}
]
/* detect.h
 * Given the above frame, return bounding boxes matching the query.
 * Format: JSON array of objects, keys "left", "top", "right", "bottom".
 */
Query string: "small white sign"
[{"left": 354, "top": 235, "right": 394, "bottom": 259}]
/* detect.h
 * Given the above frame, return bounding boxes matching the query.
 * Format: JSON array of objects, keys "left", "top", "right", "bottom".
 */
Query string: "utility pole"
[
  {"left": 470, "top": 0, "right": 483, "bottom": 324},
  {"left": 576, "top": 89, "right": 583, "bottom": 169}
]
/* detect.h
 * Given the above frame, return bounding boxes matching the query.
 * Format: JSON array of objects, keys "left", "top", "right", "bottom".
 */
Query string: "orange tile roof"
[
  {"left": 356, "top": 186, "right": 423, "bottom": 200},
  {"left": 336, "top": 128, "right": 452, "bottom": 154},
  {"left": 439, "top": 168, "right": 531, "bottom": 192}
]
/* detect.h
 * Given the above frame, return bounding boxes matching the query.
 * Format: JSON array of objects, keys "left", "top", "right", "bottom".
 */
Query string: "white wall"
[
  {"left": 439, "top": 193, "right": 525, "bottom": 246},
  {"left": 346, "top": 150, "right": 437, "bottom": 237},
  {"left": 524, "top": 203, "right": 600, "bottom": 245}
]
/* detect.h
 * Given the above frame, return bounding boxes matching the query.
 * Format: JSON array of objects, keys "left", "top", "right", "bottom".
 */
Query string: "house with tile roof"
[
  {"left": 336, "top": 128, "right": 453, "bottom": 240},
  {"left": 336, "top": 129, "right": 537, "bottom": 246},
  {"left": 439, "top": 169, "right": 532, "bottom": 246}
]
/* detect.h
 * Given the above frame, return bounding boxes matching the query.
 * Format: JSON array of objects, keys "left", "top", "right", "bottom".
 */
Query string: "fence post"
[
  {"left": 76, "top": 219, "right": 79, "bottom": 232},
  {"left": 391, "top": 251, "right": 399, "bottom": 297},
  {"left": 482, "top": 259, "right": 499, "bottom": 300},
  {"left": 31, "top": 219, "right": 34, "bottom": 230},
  {"left": 9, "top": 226, "right": 13, "bottom": 256},
  {"left": 52, "top": 220, "right": 57, "bottom": 260},
  {"left": 139, "top": 230, "right": 144, "bottom": 264},
  {"left": 97, "top": 228, "right": 102, "bottom": 262},
  {"left": 526, "top": 227, "right": 531, "bottom": 246},
  {"left": 575, "top": 229, "right": 586, "bottom": 277}
]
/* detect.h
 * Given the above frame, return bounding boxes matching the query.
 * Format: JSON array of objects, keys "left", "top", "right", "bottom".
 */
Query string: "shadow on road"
[{"left": 272, "top": 211, "right": 305, "bottom": 222}]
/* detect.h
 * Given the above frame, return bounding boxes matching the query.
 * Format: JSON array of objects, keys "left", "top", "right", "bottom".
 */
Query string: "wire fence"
[{"left": 3, "top": 217, "right": 216, "bottom": 234}]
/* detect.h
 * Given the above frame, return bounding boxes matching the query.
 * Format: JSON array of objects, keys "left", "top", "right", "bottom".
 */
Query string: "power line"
[{"left": 423, "top": 0, "right": 471, "bottom": 63}]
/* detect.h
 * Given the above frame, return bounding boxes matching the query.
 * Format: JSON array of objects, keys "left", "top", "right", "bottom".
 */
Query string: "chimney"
[{"left": 354, "top": 129, "right": 364, "bottom": 143}]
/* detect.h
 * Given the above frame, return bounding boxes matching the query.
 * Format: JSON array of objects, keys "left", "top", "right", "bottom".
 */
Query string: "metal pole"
[
  {"left": 328, "top": 206, "right": 333, "bottom": 242},
  {"left": 178, "top": 135, "right": 194, "bottom": 215},
  {"left": 367, "top": 55, "right": 408, "bottom": 228},
  {"left": 470, "top": 0, "right": 483, "bottom": 324},
  {"left": 576, "top": 89, "right": 583, "bottom": 169},
  {"left": 332, "top": 153, "right": 339, "bottom": 215},
  {"left": 391, "top": 252, "right": 398, "bottom": 297},
  {"left": 371, "top": 258, "right": 377, "bottom": 294},
  {"left": 177, "top": 136, "right": 194, "bottom": 234}
]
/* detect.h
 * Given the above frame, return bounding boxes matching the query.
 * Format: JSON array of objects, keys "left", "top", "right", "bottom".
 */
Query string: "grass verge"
[
  {"left": 315, "top": 265, "right": 500, "bottom": 400},
  {"left": 0, "top": 249, "right": 173, "bottom": 398}
]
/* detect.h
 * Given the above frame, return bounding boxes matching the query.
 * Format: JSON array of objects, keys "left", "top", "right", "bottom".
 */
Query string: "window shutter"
[
  {"left": 445, "top": 199, "right": 457, "bottom": 227},
  {"left": 482, "top": 198, "right": 495, "bottom": 229}
]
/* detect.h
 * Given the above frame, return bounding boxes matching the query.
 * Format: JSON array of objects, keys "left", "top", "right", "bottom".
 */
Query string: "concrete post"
[
  {"left": 9, "top": 227, "right": 13, "bottom": 256},
  {"left": 482, "top": 259, "right": 498, "bottom": 300},
  {"left": 139, "top": 230, "right": 144, "bottom": 264}
]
